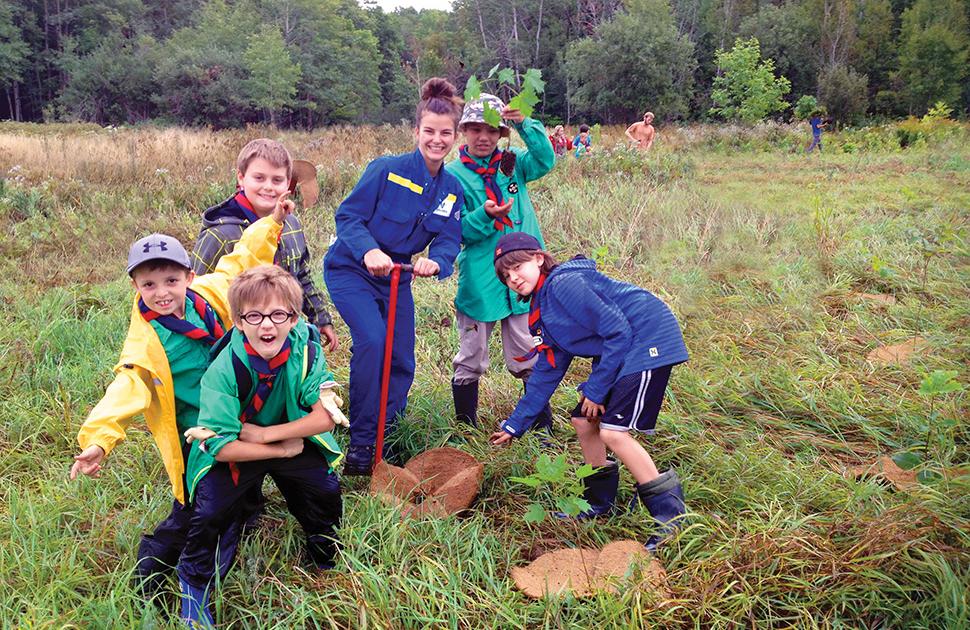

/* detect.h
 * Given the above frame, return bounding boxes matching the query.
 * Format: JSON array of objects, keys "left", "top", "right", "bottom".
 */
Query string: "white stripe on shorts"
[{"left": 627, "top": 369, "right": 652, "bottom": 429}]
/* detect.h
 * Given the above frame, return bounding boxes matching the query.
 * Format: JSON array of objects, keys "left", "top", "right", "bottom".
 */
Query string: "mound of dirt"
[
  {"left": 511, "top": 540, "right": 668, "bottom": 599},
  {"left": 370, "top": 447, "right": 483, "bottom": 518},
  {"left": 847, "top": 455, "right": 917, "bottom": 491},
  {"left": 866, "top": 336, "right": 926, "bottom": 366}
]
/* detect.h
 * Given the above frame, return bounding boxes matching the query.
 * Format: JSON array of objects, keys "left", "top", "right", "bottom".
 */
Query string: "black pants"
[
  {"left": 176, "top": 447, "right": 342, "bottom": 589},
  {"left": 135, "top": 498, "right": 244, "bottom": 596},
  {"left": 134, "top": 444, "right": 258, "bottom": 597}
]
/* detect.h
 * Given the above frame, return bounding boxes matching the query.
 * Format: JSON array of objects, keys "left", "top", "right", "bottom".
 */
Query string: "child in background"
[
  {"left": 446, "top": 92, "right": 556, "bottom": 434},
  {"left": 548, "top": 125, "right": 572, "bottom": 157},
  {"left": 490, "top": 232, "right": 689, "bottom": 551},
  {"left": 192, "top": 138, "right": 339, "bottom": 351},
  {"left": 573, "top": 124, "right": 592, "bottom": 157},
  {"left": 69, "top": 202, "right": 290, "bottom": 600},
  {"left": 178, "top": 265, "right": 343, "bottom": 626}
]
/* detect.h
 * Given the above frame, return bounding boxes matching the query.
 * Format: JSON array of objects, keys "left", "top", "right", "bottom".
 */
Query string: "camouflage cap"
[{"left": 459, "top": 93, "right": 511, "bottom": 136}]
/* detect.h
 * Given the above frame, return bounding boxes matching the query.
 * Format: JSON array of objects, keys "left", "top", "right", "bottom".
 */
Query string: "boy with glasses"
[{"left": 177, "top": 264, "right": 343, "bottom": 626}]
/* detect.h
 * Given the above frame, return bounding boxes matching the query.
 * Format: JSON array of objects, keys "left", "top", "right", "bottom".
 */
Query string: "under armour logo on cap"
[{"left": 143, "top": 239, "right": 169, "bottom": 253}]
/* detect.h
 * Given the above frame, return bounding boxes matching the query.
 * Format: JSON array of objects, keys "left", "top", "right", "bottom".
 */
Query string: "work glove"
[
  {"left": 184, "top": 427, "right": 216, "bottom": 444},
  {"left": 320, "top": 381, "right": 350, "bottom": 428}
]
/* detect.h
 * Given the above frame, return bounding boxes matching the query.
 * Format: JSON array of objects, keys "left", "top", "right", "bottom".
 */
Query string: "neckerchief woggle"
[
  {"left": 514, "top": 272, "right": 556, "bottom": 368},
  {"left": 229, "top": 336, "right": 292, "bottom": 484},
  {"left": 139, "top": 289, "right": 225, "bottom": 345},
  {"left": 458, "top": 145, "right": 513, "bottom": 231}
]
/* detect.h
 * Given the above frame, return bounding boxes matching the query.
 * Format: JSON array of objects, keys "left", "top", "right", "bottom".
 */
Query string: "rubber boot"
[
  {"left": 634, "top": 469, "right": 686, "bottom": 552},
  {"left": 556, "top": 459, "right": 619, "bottom": 519},
  {"left": 179, "top": 578, "right": 213, "bottom": 628},
  {"left": 452, "top": 379, "right": 479, "bottom": 427},
  {"left": 343, "top": 444, "right": 375, "bottom": 476}
]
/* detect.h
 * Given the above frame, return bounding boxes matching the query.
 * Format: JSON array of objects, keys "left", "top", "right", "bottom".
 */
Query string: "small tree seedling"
[
  {"left": 893, "top": 370, "right": 964, "bottom": 482},
  {"left": 464, "top": 66, "right": 546, "bottom": 176}
]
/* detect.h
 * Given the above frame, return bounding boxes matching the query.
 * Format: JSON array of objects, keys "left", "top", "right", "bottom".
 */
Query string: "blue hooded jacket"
[{"left": 501, "top": 257, "right": 688, "bottom": 437}]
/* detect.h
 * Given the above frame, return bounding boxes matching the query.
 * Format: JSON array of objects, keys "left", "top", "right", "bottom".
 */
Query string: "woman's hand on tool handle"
[
  {"left": 363, "top": 248, "right": 394, "bottom": 277},
  {"left": 412, "top": 257, "right": 439, "bottom": 277}
]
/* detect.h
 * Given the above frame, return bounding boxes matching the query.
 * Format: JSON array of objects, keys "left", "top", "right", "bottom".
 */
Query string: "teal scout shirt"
[
  {"left": 149, "top": 305, "right": 217, "bottom": 434},
  {"left": 446, "top": 118, "right": 555, "bottom": 322},
  {"left": 185, "top": 320, "right": 343, "bottom": 500}
]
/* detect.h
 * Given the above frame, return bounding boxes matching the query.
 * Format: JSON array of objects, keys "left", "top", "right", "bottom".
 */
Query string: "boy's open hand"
[
  {"left": 484, "top": 199, "right": 513, "bottom": 219},
  {"left": 363, "top": 248, "right": 393, "bottom": 277},
  {"left": 279, "top": 437, "right": 304, "bottom": 458},
  {"left": 490, "top": 430, "right": 514, "bottom": 446},
  {"left": 501, "top": 107, "right": 525, "bottom": 124},
  {"left": 271, "top": 191, "right": 295, "bottom": 224},
  {"left": 70, "top": 445, "right": 105, "bottom": 480}
]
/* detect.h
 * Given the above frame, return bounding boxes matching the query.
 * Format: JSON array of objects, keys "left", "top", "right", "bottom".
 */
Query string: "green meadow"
[{"left": 0, "top": 120, "right": 967, "bottom": 628}]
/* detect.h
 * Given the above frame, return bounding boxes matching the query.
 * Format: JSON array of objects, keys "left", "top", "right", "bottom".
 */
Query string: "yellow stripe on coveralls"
[{"left": 387, "top": 172, "right": 423, "bottom": 194}]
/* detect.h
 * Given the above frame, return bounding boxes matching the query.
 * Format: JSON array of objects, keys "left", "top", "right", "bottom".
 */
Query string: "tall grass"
[{"left": 0, "top": 122, "right": 967, "bottom": 628}]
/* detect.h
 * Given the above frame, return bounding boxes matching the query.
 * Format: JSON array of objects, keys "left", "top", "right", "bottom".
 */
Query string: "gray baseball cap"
[
  {"left": 459, "top": 93, "right": 511, "bottom": 136},
  {"left": 126, "top": 233, "right": 192, "bottom": 275}
]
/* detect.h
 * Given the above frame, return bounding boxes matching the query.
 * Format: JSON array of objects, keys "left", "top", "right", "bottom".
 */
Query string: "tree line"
[{"left": 1, "top": 0, "right": 967, "bottom": 128}]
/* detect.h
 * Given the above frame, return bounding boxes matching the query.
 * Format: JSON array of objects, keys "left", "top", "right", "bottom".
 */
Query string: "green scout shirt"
[
  {"left": 446, "top": 118, "right": 555, "bottom": 322},
  {"left": 185, "top": 320, "right": 343, "bottom": 500},
  {"left": 149, "top": 305, "right": 218, "bottom": 434}
]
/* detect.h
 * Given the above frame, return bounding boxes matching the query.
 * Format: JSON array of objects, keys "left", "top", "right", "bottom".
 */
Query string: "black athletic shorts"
[{"left": 570, "top": 365, "right": 673, "bottom": 433}]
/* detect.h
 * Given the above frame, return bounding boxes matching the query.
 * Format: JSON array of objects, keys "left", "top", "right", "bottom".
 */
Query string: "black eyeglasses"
[{"left": 240, "top": 310, "right": 295, "bottom": 326}]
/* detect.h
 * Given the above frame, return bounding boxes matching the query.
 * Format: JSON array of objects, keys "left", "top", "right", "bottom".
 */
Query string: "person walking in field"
[
  {"left": 323, "top": 78, "right": 464, "bottom": 476},
  {"left": 806, "top": 110, "right": 827, "bottom": 153},
  {"left": 69, "top": 200, "right": 291, "bottom": 602},
  {"left": 446, "top": 91, "right": 556, "bottom": 435},
  {"left": 625, "top": 111, "right": 656, "bottom": 151},
  {"left": 490, "top": 232, "right": 689, "bottom": 552}
]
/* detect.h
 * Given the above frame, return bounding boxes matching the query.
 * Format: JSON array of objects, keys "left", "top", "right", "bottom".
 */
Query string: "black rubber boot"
[
  {"left": 342, "top": 444, "right": 375, "bottom": 476},
  {"left": 634, "top": 469, "right": 687, "bottom": 552},
  {"left": 452, "top": 379, "right": 479, "bottom": 427},
  {"left": 556, "top": 459, "right": 619, "bottom": 519}
]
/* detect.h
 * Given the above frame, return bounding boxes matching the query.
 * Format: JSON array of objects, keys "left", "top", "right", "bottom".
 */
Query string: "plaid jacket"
[{"left": 191, "top": 195, "right": 332, "bottom": 328}]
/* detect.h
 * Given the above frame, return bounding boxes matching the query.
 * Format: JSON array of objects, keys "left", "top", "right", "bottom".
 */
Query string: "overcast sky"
[{"left": 365, "top": 0, "right": 454, "bottom": 11}]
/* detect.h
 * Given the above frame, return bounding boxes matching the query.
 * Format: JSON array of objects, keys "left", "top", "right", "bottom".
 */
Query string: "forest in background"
[{"left": 0, "top": 0, "right": 968, "bottom": 128}]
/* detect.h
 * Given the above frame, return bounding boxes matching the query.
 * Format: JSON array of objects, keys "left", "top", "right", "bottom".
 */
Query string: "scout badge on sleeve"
[{"left": 289, "top": 159, "right": 320, "bottom": 207}]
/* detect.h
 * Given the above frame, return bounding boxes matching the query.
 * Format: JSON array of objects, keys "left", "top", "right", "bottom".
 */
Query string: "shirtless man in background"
[{"left": 625, "top": 111, "right": 656, "bottom": 151}]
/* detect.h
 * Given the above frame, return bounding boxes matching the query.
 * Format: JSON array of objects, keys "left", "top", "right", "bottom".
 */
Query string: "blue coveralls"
[{"left": 323, "top": 149, "right": 463, "bottom": 452}]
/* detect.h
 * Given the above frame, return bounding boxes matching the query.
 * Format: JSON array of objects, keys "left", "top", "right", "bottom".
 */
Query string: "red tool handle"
[{"left": 374, "top": 263, "right": 404, "bottom": 466}]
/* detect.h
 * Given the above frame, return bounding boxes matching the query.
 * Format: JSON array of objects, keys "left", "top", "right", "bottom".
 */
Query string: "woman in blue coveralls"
[{"left": 324, "top": 78, "right": 465, "bottom": 475}]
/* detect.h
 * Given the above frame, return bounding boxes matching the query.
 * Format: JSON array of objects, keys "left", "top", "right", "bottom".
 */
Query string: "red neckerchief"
[
  {"left": 229, "top": 337, "right": 292, "bottom": 484},
  {"left": 139, "top": 289, "right": 224, "bottom": 345},
  {"left": 514, "top": 272, "right": 555, "bottom": 368},
  {"left": 458, "top": 145, "right": 513, "bottom": 231}
]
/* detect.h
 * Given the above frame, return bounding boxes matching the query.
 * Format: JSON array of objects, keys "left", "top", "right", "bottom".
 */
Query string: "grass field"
[{"left": 0, "top": 120, "right": 968, "bottom": 628}]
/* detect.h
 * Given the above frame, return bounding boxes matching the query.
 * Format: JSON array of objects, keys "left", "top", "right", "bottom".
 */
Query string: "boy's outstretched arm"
[{"left": 72, "top": 366, "right": 154, "bottom": 479}]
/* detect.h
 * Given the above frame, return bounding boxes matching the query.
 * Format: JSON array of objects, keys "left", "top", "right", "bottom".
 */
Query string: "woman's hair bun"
[{"left": 421, "top": 77, "right": 456, "bottom": 100}]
